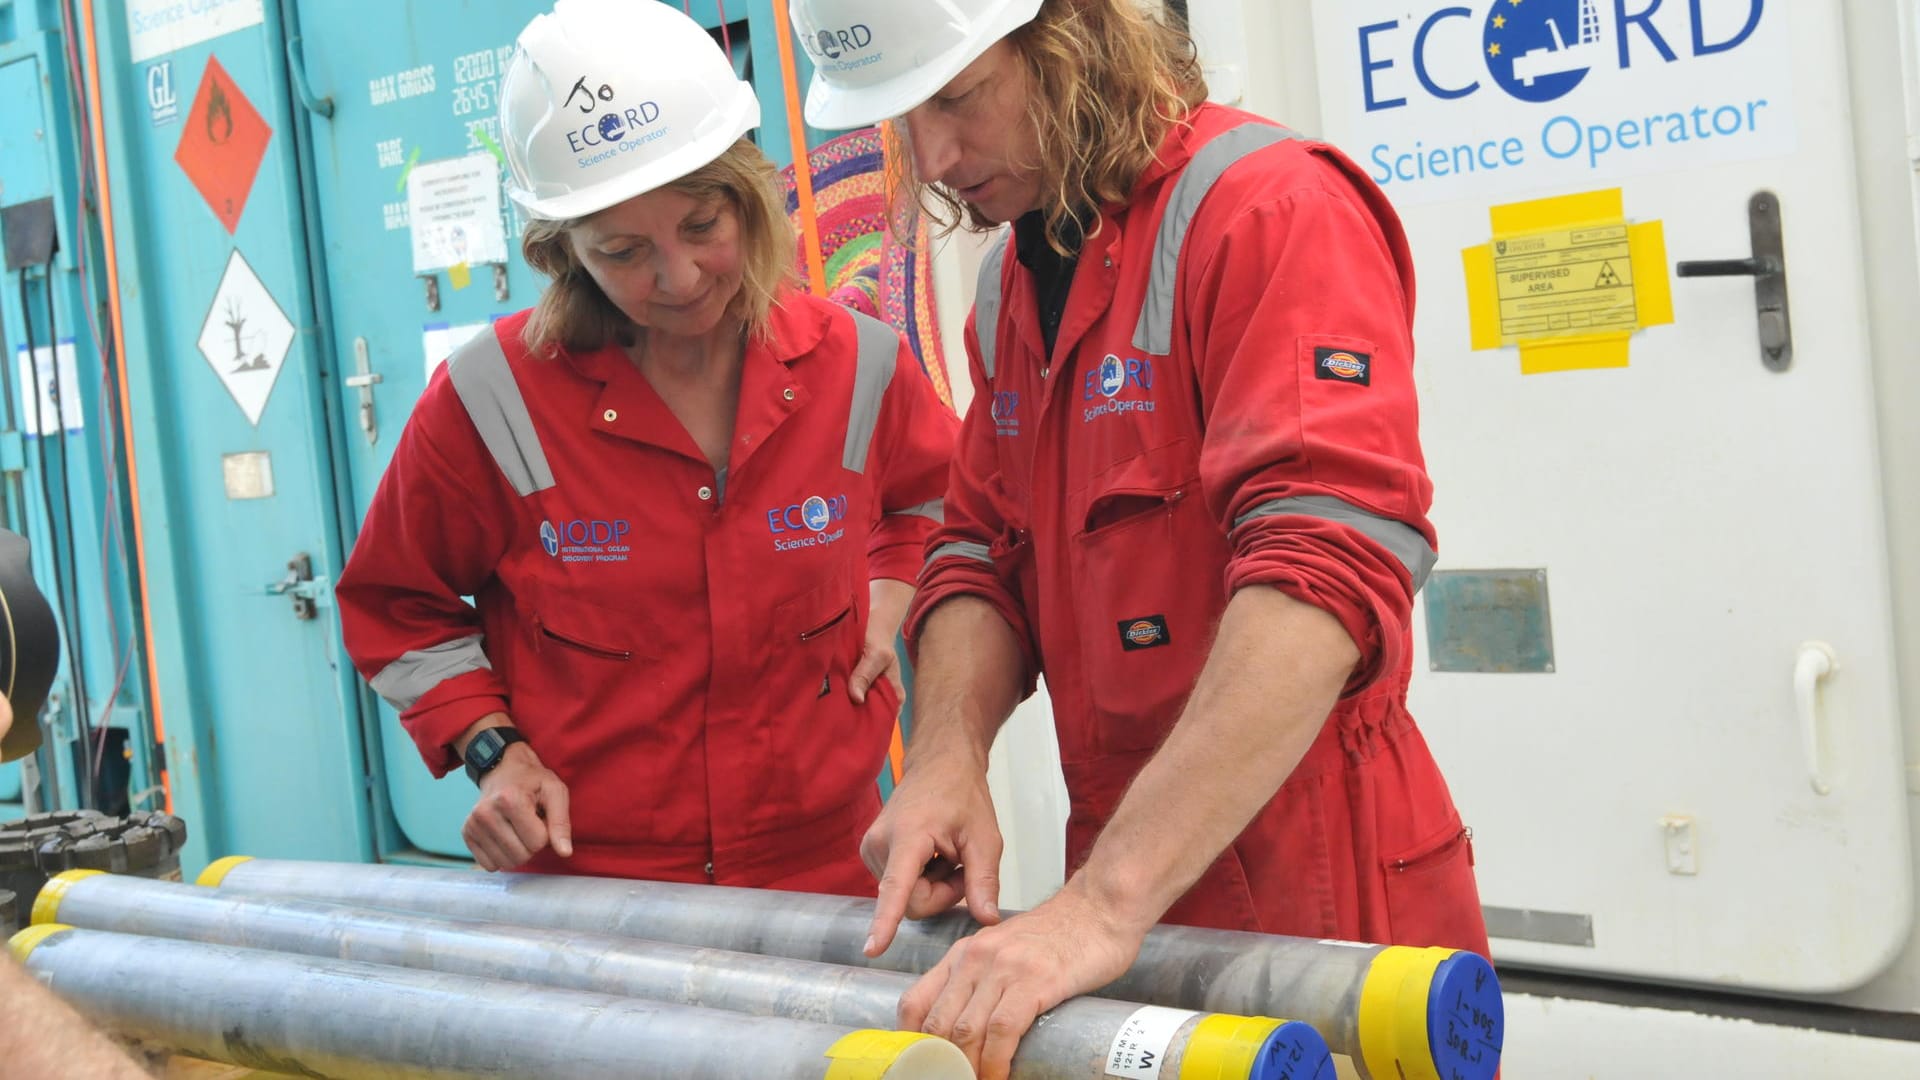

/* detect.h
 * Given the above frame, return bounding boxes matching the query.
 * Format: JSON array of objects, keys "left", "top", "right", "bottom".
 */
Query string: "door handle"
[
  {"left": 265, "top": 553, "right": 331, "bottom": 621},
  {"left": 1675, "top": 191, "right": 1791, "bottom": 373},
  {"left": 1676, "top": 257, "right": 1780, "bottom": 277},
  {"left": 286, "top": 37, "right": 334, "bottom": 118},
  {"left": 1793, "top": 641, "right": 1838, "bottom": 796},
  {"left": 344, "top": 337, "right": 382, "bottom": 445}
]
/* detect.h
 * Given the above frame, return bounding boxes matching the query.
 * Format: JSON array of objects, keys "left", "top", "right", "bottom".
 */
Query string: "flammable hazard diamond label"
[{"left": 173, "top": 55, "right": 272, "bottom": 234}]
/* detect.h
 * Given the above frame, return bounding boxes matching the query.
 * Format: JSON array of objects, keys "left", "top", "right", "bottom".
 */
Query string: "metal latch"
[
  {"left": 1675, "top": 191, "right": 1792, "bottom": 372},
  {"left": 267, "top": 553, "right": 332, "bottom": 620},
  {"left": 344, "top": 337, "right": 381, "bottom": 444}
]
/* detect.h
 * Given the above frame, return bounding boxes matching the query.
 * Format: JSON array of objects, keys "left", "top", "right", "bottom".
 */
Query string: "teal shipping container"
[{"left": 1, "top": 0, "right": 929, "bottom": 877}]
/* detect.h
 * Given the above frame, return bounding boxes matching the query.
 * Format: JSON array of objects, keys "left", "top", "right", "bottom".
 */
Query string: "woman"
[{"left": 336, "top": 0, "right": 957, "bottom": 894}]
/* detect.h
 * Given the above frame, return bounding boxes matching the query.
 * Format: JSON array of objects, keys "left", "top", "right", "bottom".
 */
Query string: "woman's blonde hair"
[
  {"left": 886, "top": 0, "right": 1207, "bottom": 253},
  {"left": 521, "top": 138, "right": 797, "bottom": 355}
]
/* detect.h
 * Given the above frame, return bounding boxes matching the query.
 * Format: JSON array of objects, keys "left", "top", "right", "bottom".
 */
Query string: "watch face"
[
  {"left": 465, "top": 729, "right": 512, "bottom": 785},
  {"left": 472, "top": 733, "right": 504, "bottom": 769}
]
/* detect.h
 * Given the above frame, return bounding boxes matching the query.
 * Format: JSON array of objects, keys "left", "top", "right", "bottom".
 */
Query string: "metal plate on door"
[{"left": 1424, "top": 569, "right": 1556, "bottom": 674}]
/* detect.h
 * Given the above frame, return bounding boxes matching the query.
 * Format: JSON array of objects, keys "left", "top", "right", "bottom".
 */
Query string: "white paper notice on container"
[
  {"left": 1105, "top": 1005, "right": 1197, "bottom": 1079},
  {"left": 407, "top": 154, "right": 509, "bottom": 274},
  {"left": 15, "top": 341, "right": 84, "bottom": 435},
  {"left": 128, "top": 0, "right": 265, "bottom": 64}
]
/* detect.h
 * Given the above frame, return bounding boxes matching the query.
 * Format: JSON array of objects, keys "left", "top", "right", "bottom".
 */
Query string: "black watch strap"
[{"left": 463, "top": 727, "right": 528, "bottom": 786}]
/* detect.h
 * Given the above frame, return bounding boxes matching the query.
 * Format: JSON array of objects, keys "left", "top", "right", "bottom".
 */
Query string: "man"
[{"left": 791, "top": 0, "right": 1491, "bottom": 1076}]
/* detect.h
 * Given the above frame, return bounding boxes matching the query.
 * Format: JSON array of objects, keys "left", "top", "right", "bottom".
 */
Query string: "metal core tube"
[
  {"left": 40, "top": 872, "right": 1333, "bottom": 1080},
  {"left": 8, "top": 924, "right": 973, "bottom": 1080},
  {"left": 201, "top": 858, "right": 1502, "bottom": 1080}
]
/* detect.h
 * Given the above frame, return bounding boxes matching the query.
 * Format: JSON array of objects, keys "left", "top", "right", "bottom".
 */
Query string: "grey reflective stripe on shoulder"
[
  {"left": 893, "top": 499, "right": 945, "bottom": 524},
  {"left": 926, "top": 540, "right": 992, "bottom": 570},
  {"left": 1235, "top": 496, "right": 1438, "bottom": 592},
  {"left": 843, "top": 310, "right": 900, "bottom": 473},
  {"left": 447, "top": 330, "right": 555, "bottom": 497},
  {"left": 369, "top": 635, "right": 492, "bottom": 711},
  {"left": 974, "top": 232, "right": 1011, "bottom": 379},
  {"left": 1134, "top": 123, "right": 1302, "bottom": 356}
]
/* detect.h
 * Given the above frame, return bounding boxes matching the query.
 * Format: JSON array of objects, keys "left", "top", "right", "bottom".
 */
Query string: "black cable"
[
  {"left": 6, "top": 272, "right": 59, "bottom": 810},
  {"left": 42, "top": 259, "right": 99, "bottom": 805},
  {"left": 18, "top": 268, "right": 93, "bottom": 809}
]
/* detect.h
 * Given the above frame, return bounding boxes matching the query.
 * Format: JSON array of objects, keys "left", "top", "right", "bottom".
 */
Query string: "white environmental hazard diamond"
[{"left": 196, "top": 249, "right": 294, "bottom": 425}]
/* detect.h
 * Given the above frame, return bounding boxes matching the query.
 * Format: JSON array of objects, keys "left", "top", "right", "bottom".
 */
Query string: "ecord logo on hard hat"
[
  {"left": 559, "top": 73, "right": 666, "bottom": 157},
  {"left": 804, "top": 23, "right": 875, "bottom": 63}
]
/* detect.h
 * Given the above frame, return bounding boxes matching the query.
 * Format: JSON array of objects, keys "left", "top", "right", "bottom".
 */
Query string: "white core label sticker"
[{"left": 1106, "top": 1005, "right": 1198, "bottom": 1079}]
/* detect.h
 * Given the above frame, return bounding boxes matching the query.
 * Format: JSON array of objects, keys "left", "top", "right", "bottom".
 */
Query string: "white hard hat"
[
  {"left": 793, "top": 0, "right": 1044, "bottom": 130},
  {"left": 501, "top": 0, "right": 761, "bottom": 220}
]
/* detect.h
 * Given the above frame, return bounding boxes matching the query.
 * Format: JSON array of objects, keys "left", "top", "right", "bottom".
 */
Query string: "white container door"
[{"left": 1295, "top": 0, "right": 1911, "bottom": 993}]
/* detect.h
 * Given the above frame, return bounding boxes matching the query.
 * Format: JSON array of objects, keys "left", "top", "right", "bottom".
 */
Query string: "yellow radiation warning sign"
[{"left": 1464, "top": 189, "right": 1672, "bottom": 374}]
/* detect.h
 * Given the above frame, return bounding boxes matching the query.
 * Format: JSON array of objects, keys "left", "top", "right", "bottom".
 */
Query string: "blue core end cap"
[
  {"left": 1248, "top": 1018, "right": 1336, "bottom": 1080},
  {"left": 1426, "top": 950, "right": 1504, "bottom": 1080}
]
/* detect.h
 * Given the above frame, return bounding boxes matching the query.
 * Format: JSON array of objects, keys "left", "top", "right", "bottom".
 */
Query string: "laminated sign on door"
[{"left": 1461, "top": 188, "right": 1674, "bottom": 374}]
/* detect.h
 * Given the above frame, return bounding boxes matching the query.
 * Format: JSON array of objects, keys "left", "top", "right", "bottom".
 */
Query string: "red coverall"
[
  {"left": 338, "top": 292, "right": 958, "bottom": 892},
  {"left": 907, "top": 102, "right": 1490, "bottom": 954}
]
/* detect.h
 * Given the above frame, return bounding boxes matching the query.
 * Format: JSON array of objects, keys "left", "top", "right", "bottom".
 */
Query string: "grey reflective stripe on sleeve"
[
  {"left": 1234, "top": 495, "right": 1438, "bottom": 591},
  {"left": 892, "top": 499, "right": 945, "bottom": 524},
  {"left": 974, "top": 232, "right": 1011, "bottom": 379},
  {"left": 1134, "top": 123, "right": 1302, "bottom": 356},
  {"left": 926, "top": 540, "right": 992, "bottom": 569},
  {"left": 447, "top": 330, "right": 555, "bottom": 496},
  {"left": 369, "top": 635, "right": 493, "bottom": 711},
  {"left": 843, "top": 311, "right": 900, "bottom": 473}
]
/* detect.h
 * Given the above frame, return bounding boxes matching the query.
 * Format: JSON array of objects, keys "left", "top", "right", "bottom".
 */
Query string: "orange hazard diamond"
[{"left": 173, "top": 56, "right": 272, "bottom": 234}]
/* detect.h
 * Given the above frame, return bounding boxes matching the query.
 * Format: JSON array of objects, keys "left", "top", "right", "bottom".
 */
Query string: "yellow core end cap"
[
  {"left": 8, "top": 923, "right": 73, "bottom": 963},
  {"left": 824, "top": 1030, "right": 970, "bottom": 1080},
  {"left": 197, "top": 855, "right": 255, "bottom": 888},
  {"left": 31, "top": 869, "right": 105, "bottom": 926},
  {"left": 1179, "top": 1014, "right": 1285, "bottom": 1079},
  {"left": 1358, "top": 946, "right": 1454, "bottom": 1080}
]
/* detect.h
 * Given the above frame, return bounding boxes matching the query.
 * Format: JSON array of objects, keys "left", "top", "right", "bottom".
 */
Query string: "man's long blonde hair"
[{"left": 887, "top": 0, "right": 1207, "bottom": 253}]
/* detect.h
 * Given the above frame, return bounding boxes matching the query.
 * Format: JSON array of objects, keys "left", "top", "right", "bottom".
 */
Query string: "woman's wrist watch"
[{"left": 463, "top": 726, "right": 528, "bottom": 786}]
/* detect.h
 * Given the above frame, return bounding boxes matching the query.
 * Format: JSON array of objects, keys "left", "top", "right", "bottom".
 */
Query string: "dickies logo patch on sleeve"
[
  {"left": 1118, "top": 615, "right": 1171, "bottom": 651},
  {"left": 1314, "top": 348, "right": 1372, "bottom": 386}
]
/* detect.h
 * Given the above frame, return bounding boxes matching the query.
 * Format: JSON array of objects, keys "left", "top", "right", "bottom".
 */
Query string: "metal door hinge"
[{"left": 267, "top": 552, "right": 332, "bottom": 620}]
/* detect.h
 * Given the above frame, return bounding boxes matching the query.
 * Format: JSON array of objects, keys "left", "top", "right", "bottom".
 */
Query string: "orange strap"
[
  {"left": 770, "top": 0, "right": 828, "bottom": 296},
  {"left": 79, "top": 0, "right": 169, "bottom": 810},
  {"left": 886, "top": 719, "right": 905, "bottom": 786}
]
